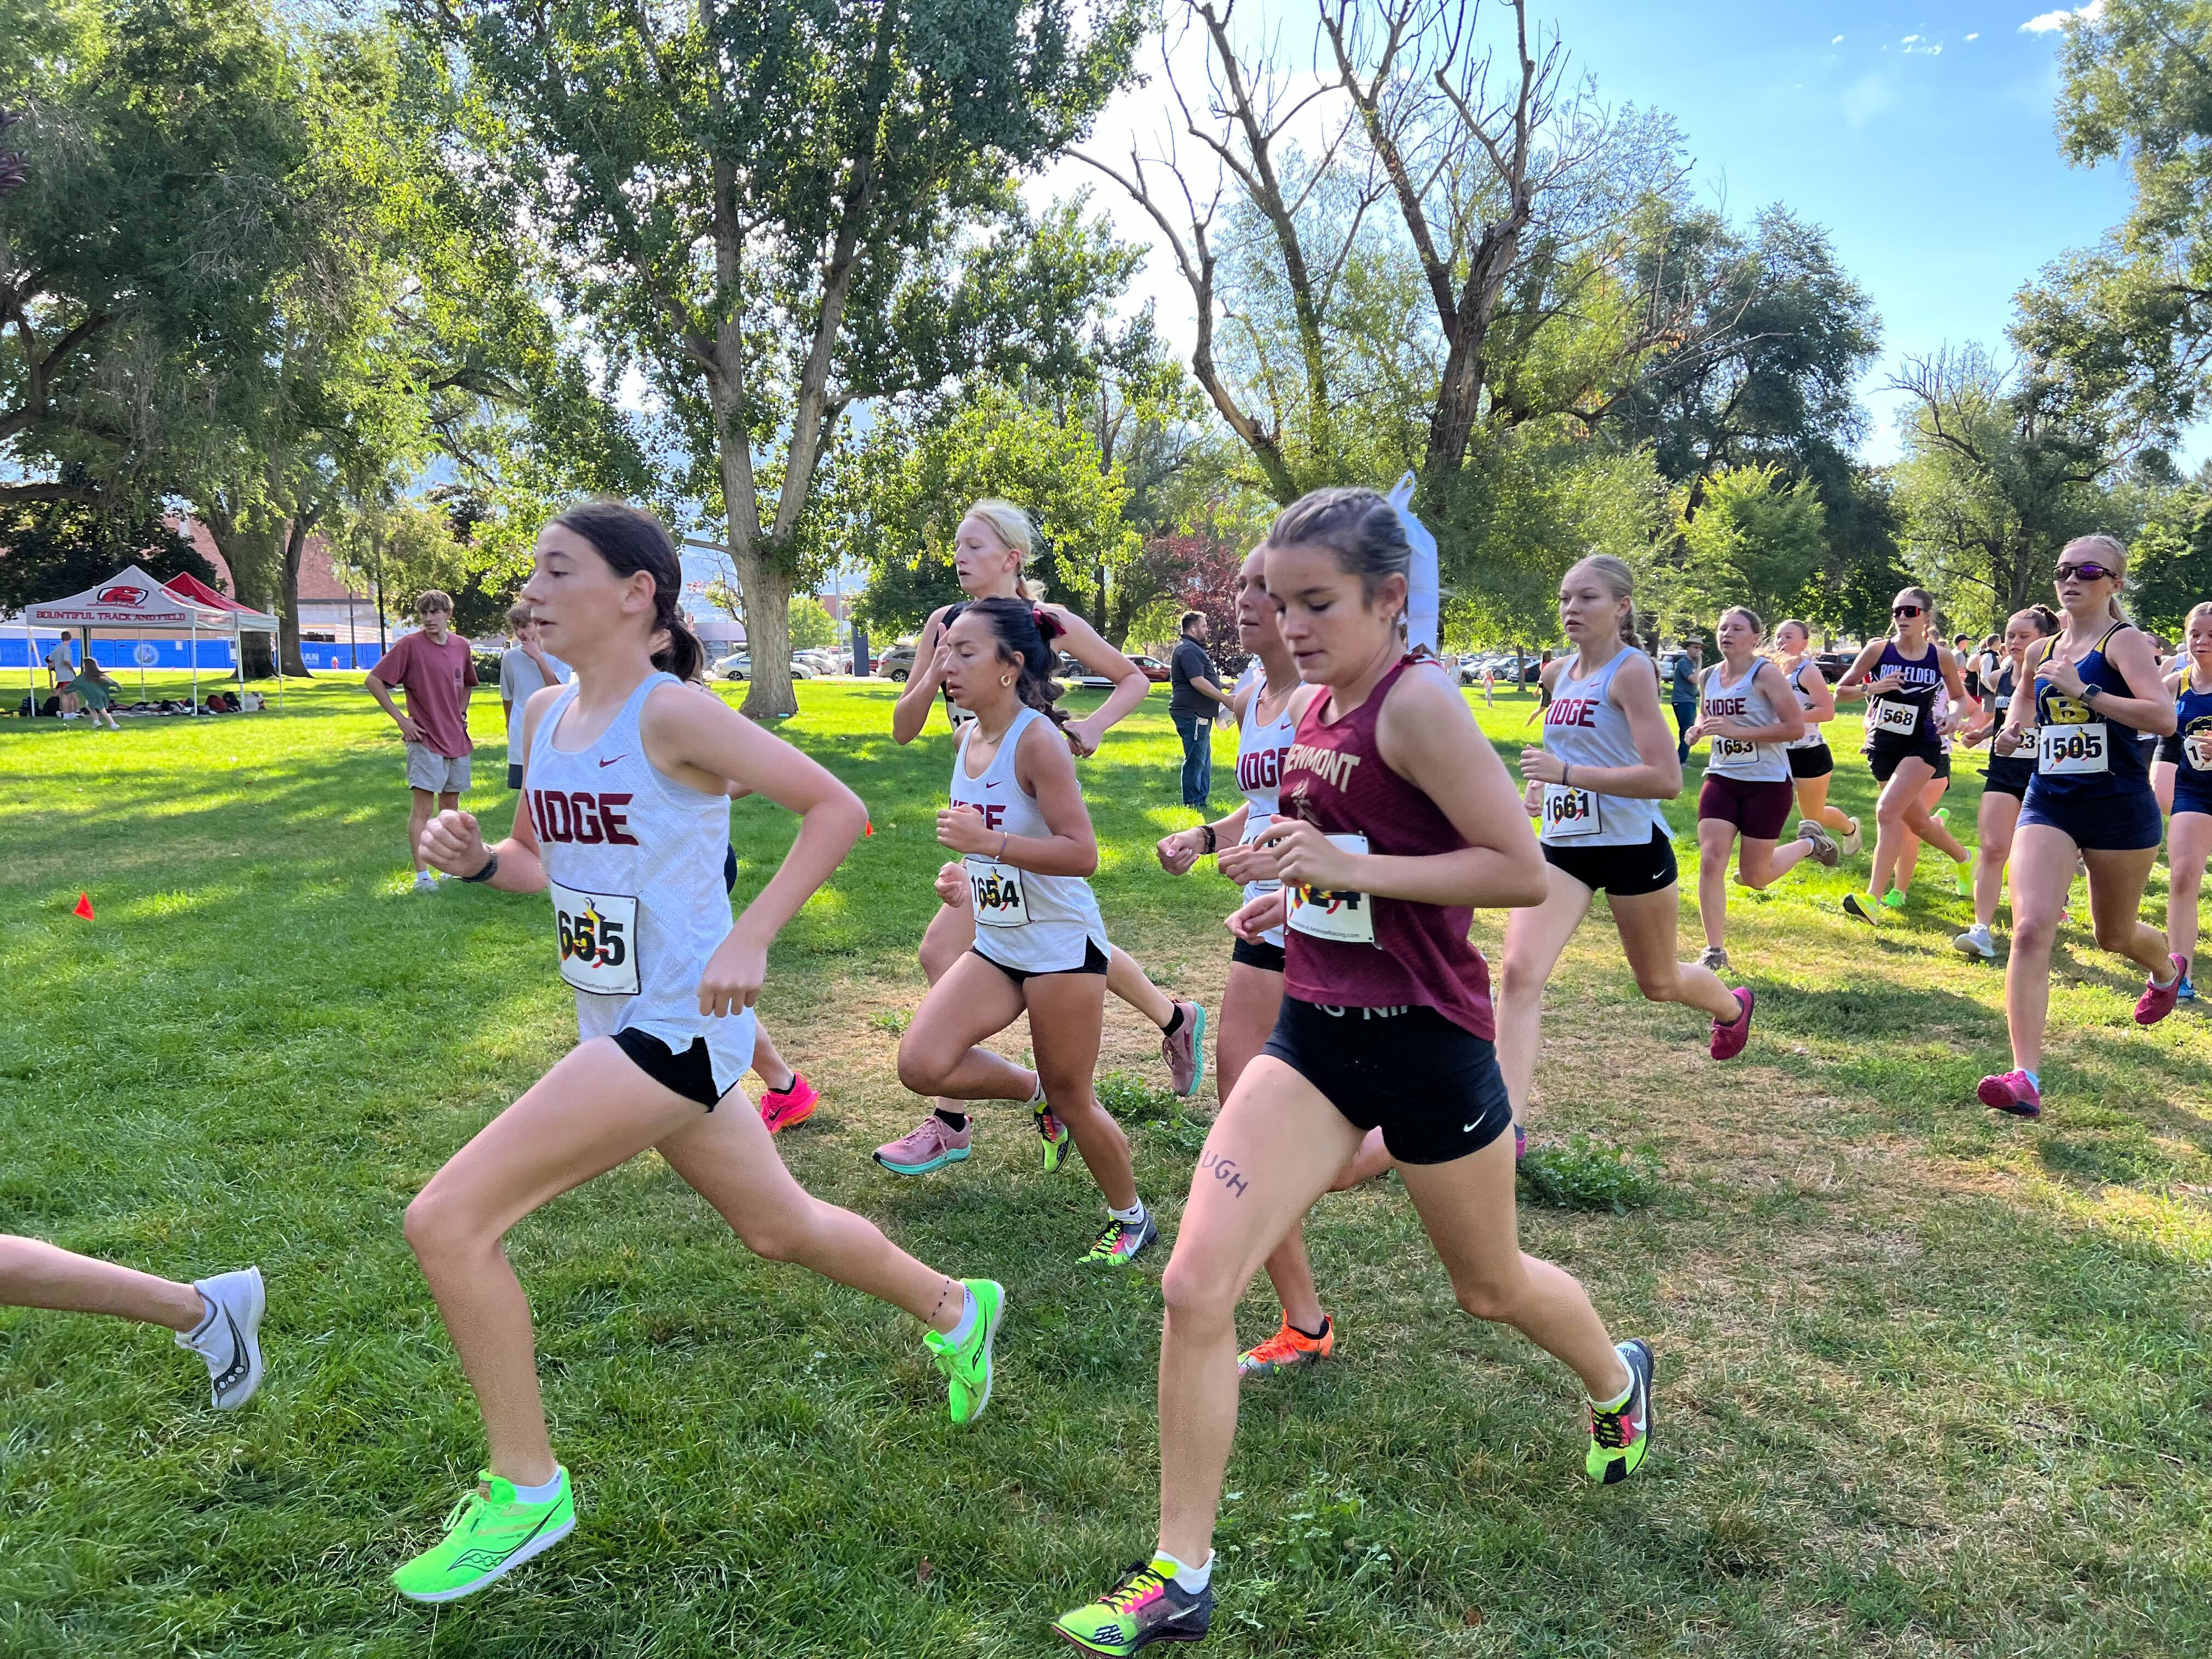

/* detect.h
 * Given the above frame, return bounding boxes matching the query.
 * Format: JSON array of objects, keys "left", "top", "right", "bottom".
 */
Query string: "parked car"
[
  {"left": 713, "top": 652, "right": 749, "bottom": 681},
  {"left": 1063, "top": 651, "right": 1173, "bottom": 689},
  {"left": 876, "top": 645, "right": 917, "bottom": 681},
  {"left": 1812, "top": 650, "right": 1857, "bottom": 682}
]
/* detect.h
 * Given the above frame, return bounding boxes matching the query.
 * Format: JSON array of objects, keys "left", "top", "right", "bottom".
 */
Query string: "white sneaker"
[
  {"left": 1837, "top": 818, "right": 1863, "bottom": 857},
  {"left": 1953, "top": 922, "right": 1997, "bottom": 961},
  {"left": 176, "top": 1267, "right": 265, "bottom": 1409},
  {"left": 413, "top": 870, "right": 439, "bottom": 894},
  {"left": 1696, "top": 944, "right": 1730, "bottom": 973}
]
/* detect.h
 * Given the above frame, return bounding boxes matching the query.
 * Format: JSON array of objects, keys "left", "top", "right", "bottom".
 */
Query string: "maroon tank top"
[{"left": 1278, "top": 656, "right": 1496, "bottom": 1039}]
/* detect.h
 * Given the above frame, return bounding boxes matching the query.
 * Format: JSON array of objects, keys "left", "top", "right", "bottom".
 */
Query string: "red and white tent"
[{"left": 18, "top": 564, "right": 280, "bottom": 710}]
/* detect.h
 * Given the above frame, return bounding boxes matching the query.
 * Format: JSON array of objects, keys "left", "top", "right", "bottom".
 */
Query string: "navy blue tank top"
[
  {"left": 2168, "top": 664, "right": 2212, "bottom": 807},
  {"left": 1865, "top": 639, "right": 1944, "bottom": 747},
  {"left": 2028, "top": 623, "right": 2151, "bottom": 802}
]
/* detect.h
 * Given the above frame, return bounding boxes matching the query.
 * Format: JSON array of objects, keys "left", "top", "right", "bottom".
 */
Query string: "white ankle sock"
[
  {"left": 509, "top": 1470, "right": 563, "bottom": 1504},
  {"left": 1152, "top": 1549, "right": 1212, "bottom": 1592},
  {"left": 1109, "top": 1199, "right": 1147, "bottom": 1229},
  {"left": 943, "top": 1285, "right": 978, "bottom": 1346}
]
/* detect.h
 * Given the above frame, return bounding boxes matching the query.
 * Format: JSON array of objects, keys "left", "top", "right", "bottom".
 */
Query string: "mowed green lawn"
[{"left": 1, "top": 674, "right": 2208, "bottom": 1658}]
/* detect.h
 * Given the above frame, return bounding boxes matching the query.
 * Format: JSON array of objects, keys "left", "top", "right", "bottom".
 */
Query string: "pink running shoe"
[
  {"left": 1709, "top": 987, "right": 1754, "bottom": 1060},
  {"left": 1977, "top": 1070, "right": 2042, "bottom": 1118},
  {"left": 2136, "top": 955, "right": 2186, "bottom": 1026},
  {"left": 873, "top": 1112, "right": 972, "bottom": 1176},
  {"left": 758, "top": 1072, "right": 819, "bottom": 1134}
]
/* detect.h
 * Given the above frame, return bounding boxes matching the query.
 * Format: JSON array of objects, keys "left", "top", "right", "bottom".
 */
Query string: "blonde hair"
[
  {"left": 1889, "top": 586, "right": 1935, "bottom": 639},
  {"left": 1564, "top": 554, "right": 1640, "bottom": 646},
  {"left": 1720, "top": 604, "right": 1764, "bottom": 639},
  {"left": 2059, "top": 533, "right": 2132, "bottom": 625},
  {"left": 2186, "top": 601, "right": 2212, "bottom": 635},
  {"left": 963, "top": 498, "right": 1043, "bottom": 602},
  {"left": 1774, "top": 617, "right": 1810, "bottom": 651}
]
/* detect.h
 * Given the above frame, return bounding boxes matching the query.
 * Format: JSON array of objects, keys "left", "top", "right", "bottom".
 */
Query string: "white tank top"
[
  {"left": 1701, "top": 660, "right": 1791, "bottom": 782},
  {"left": 1233, "top": 675, "right": 1298, "bottom": 949},
  {"left": 1782, "top": 659, "right": 1824, "bottom": 750},
  {"left": 950, "top": 706, "right": 1109, "bottom": 973},
  {"left": 1539, "top": 647, "right": 1671, "bottom": 847},
  {"left": 526, "top": 673, "right": 755, "bottom": 1096}
]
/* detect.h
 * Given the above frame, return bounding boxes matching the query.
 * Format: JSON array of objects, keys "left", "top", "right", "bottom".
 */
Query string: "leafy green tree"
[
  {"left": 787, "top": 596, "right": 837, "bottom": 652},
  {"left": 1657, "top": 465, "right": 1828, "bottom": 629},
  {"left": 0, "top": 478, "right": 215, "bottom": 613},
  {"left": 404, "top": 0, "right": 1143, "bottom": 716}
]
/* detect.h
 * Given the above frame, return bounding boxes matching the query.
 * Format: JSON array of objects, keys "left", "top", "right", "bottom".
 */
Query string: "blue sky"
[{"left": 1041, "top": 1, "right": 2146, "bottom": 465}]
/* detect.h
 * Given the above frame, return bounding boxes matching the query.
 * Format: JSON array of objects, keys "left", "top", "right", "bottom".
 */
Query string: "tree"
[
  {"left": 0, "top": 481, "right": 215, "bottom": 613},
  {"left": 405, "top": 0, "right": 1144, "bottom": 718},
  {"left": 787, "top": 596, "right": 837, "bottom": 652},
  {"left": 1655, "top": 464, "right": 1828, "bottom": 630}
]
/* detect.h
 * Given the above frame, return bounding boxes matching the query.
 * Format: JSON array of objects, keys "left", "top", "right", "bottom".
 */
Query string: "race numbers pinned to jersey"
[
  {"left": 1541, "top": 783, "right": 1603, "bottom": 840},
  {"left": 2038, "top": 721, "right": 2108, "bottom": 776},
  {"left": 1288, "top": 832, "right": 1375, "bottom": 945},
  {"left": 2186, "top": 721, "right": 2212, "bottom": 771},
  {"left": 1869, "top": 698, "right": 1920, "bottom": 738},
  {"left": 550, "top": 880, "right": 641, "bottom": 996},
  {"left": 964, "top": 856, "right": 1032, "bottom": 928},
  {"left": 1711, "top": 737, "right": 1758, "bottom": 763}
]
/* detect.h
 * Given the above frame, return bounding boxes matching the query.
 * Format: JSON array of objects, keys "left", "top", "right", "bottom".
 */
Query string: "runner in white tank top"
[
  {"left": 1770, "top": 620, "right": 1861, "bottom": 856},
  {"left": 1685, "top": 607, "right": 1832, "bottom": 975},
  {"left": 1499, "top": 557, "right": 1758, "bottom": 1122},
  {"left": 1153, "top": 545, "right": 1393, "bottom": 1380},
  {"left": 883, "top": 501, "right": 1205, "bottom": 1161},
  {"left": 893, "top": 597, "right": 1158, "bottom": 1266},
  {"left": 396, "top": 504, "right": 1005, "bottom": 1604}
]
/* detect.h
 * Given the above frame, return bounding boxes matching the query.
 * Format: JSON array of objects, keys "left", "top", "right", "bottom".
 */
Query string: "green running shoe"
[
  {"left": 923, "top": 1278, "right": 1005, "bottom": 1426},
  {"left": 1585, "top": 1338, "right": 1654, "bottom": 1486},
  {"left": 1081, "top": 1213, "right": 1158, "bottom": 1266},
  {"left": 1954, "top": 859, "right": 1973, "bottom": 898},
  {"left": 1034, "top": 1098, "right": 1072, "bottom": 1173},
  {"left": 1881, "top": 885, "right": 1908, "bottom": 910},
  {"left": 392, "top": 1468, "right": 576, "bottom": 1602},
  {"left": 1052, "top": 1559, "right": 1214, "bottom": 1654}
]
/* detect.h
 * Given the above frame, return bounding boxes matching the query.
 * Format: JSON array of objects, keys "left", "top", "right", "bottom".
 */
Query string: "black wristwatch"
[
  {"left": 1199, "top": 823, "right": 1217, "bottom": 855},
  {"left": 2080, "top": 682, "right": 2102, "bottom": 704}
]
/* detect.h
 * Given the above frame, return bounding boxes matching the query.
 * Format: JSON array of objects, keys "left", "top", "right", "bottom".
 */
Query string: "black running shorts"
[
  {"left": 1983, "top": 754, "right": 2034, "bottom": 800},
  {"left": 1262, "top": 997, "right": 1512, "bottom": 1165},
  {"left": 612, "top": 1028, "right": 726, "bottom": 1110},
  {"left": 1542, "top": 827, "right": 1678, "bottom": 898},
  {"left": 1786, "top": 742, "right": 1834, "bottom": 780},
  {"left": 969, "top": 938, "right": 1110, "bottom": 985},
  {"left": 1867, "top": 738, "right": 1946, "bottom": 784},
  {"left": 1231, "top": 936, "right": 1287, "bottom": 973}
]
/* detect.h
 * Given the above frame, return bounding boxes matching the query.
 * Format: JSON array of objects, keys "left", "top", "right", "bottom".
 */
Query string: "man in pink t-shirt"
[{"left": 365, "top": 589, "right": 480, "bottom": 892}]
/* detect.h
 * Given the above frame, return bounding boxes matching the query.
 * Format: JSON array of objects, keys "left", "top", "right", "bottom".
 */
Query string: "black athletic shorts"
[
  {"left": 1984, "top": 754, "right": 2035, "bottom": 800},
  {"left": 1787, "top": 742, "right": 1834, "bottom": 780},
  {"left": 1542, "top": 827, "right": 1678, "bottom": 898},
  {"left": 1262, "top": 996, "right": 1512, "bottom": 1165},
  {"left": 970, "top": 937, "right": 1110, "bottom": 985},
  {"left": 1868, "top": 739, "right": 1947, "bottom": 784},
  {"left": 1231, "top": 936, "right": 1286, "bottom": 973},
  {"left": 612, "top": 1028, "right": 725, "bottom": 1109}
]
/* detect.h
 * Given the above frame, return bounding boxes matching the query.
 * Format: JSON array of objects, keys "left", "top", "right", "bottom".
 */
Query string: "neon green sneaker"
[
  {"left": 1881, "top": 885, "right": 1908, "bottom": 910},
  {"left": 1053, "top": 1559, "right": 1214, "bottom": 1653},
  {"left": 1585, "top": 1339, "right": 1654, "bottom": 1485},
  {"left": 923, "top": 1278, "right": 1005, "bottom": 1426},
  {"left": 392, "top": 1468, "right": 575, "bottom": 1602},
  {"left": 1034, "top": 1098, "right": 1072, "bottom": 1174}
]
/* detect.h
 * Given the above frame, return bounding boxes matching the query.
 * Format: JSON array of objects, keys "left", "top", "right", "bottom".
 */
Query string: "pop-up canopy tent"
[{"left": 18, "top": 565, "right": 281, "bottom": 711}]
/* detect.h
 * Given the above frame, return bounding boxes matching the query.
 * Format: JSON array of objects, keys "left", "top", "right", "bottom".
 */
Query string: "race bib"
[
  {"left": 1870, "top": 698, "right": 1920, "bottom": 738},
  {"left": 1541, "top": 783, "right": 1603, "bottom": 839},
  {"left": 2038, "top": 722, "right": 2108, "bottom": 776},
  {"left": 550, "top": 880, "right": 640, "bottom": 997},
  {"left": 1712, "top": 737, "right": 1758, "bottom": 762},
  {"left": 2188, "top": 726, "right": 2212, "bottom": 771},
  {"left": 965, "top": 856, "right": 1032, "bottom": 928},
  {"left": 1238, "top": 811, "right": 1282, "bottom": 893},
  {"left": 1288, "top": 832, "right": 1375, "bottom": 945}
]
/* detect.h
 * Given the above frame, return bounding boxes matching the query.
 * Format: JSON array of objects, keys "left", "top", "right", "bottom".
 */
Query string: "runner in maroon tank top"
[{"left": 1053, "top": 486, "right": 1657, "bottom": 1655}]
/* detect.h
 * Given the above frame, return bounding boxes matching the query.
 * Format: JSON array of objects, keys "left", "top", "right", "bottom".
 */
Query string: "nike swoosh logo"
[
  {"left": 599, "top": 755, "right": 624, "bottom": 768},
  {"left": 984, "top": 780, "right": 1001, "bottom": 789},
  {"left": 1463, "top": 1122, "right": 1481, "bottom": 1133}
]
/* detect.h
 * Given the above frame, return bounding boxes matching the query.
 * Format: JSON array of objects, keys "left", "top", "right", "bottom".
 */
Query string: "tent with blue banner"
[{"left": 15, "top": 565, "right": 280, "bottom": 712}]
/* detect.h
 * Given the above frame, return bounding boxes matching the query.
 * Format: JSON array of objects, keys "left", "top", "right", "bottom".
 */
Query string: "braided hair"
[
  {"left": 945, "top": 596, "right": 1071, "bottom": 732},
  {"left": 551, "top": 501, "right": 703, "bottom": 681}
]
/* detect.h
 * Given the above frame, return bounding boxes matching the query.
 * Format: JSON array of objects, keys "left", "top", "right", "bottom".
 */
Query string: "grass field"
[{"left": 1, "top": 674, "right": 2208, "bottom": 1657}]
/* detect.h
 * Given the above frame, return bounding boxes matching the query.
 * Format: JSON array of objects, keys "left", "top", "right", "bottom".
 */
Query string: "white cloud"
[
  {"left": 1902, "top": 33, "right": 1919, "bottom": 42},
  {"left": 1831, "top": 33, "right": 1844, "bottom": 44},
  {"left": 2021, "top": 2, "right": 2104, "bottom": 33},
  {"left": 1966, "top": 32, "right": 1980, "bottom": 41}
]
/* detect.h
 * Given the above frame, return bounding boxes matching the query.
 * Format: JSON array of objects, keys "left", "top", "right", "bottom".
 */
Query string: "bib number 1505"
[{"left": 2038, "top": 723, "right": 2108, "bottom": 776}]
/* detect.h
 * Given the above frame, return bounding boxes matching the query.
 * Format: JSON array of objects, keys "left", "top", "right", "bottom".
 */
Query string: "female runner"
[
  {"left": 894, "top": 599, "right": 1158, "bottom": 1265},
  {"left": 1154, "top": 546, "right": 1391, "bottom": 1379},
  {"left": 1835, "top": 589, "right": 1974, "bottom": 922},
  {"left": 1771, "top": 619, "right": 1861, "bottom": 855},
  {"left": 1053, "top": 488, "right": 1652, "bottom": 1656},
  {"left": 1952, "top": 606, "right": 2059, "bottom": 961},
  {"left": 1978, "top": 535, "right": 2180, "bottom": 1117},
  {"left": 398, "top": 504, "right": 1002, "bottom": 1602},
  {"left": 1686, "top": 607, "right": 1835, "bottom": 973},
  {"left": 2154, "top": 601, "right": 2212, "bottom": 1001},
  {"left": 1499, "top": 556, "right": 1757, "bottom": 1126},
  {"left": 0, "top": 1243, "right": 261, "bottom": 1409},
  {"left": 882, "top": 501, "right": 1203, "bottom": 1178}
]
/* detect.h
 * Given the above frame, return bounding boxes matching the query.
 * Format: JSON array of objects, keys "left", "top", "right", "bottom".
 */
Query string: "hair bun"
[{"left": 1032, "top": 605, "right": 1063, "bottom": 642}]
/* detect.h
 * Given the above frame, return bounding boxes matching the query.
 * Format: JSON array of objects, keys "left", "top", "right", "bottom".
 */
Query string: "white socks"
[
  {"left": 509, "top": 1469, "right": 565, "bottom": 1504},
  {"left": 1109, "top": 1199, "right": 1148, "bottom": 1231},
  {"left": 1152, "top": 1550, "right": 1213, "bottom": 1593},
  {"left": 943, "top": 1285, "right": 979, "bottom": 1347}
]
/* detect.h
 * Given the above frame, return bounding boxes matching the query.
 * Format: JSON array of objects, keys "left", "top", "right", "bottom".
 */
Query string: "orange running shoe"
[{"left": 1237, "top": 1316, "right": 1333, "bottom": 1380}]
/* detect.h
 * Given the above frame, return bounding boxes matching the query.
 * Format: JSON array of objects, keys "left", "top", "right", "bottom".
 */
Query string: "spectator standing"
[
  {"left": 46, "top": 630, "right": 78, "bottom": 719},
  {"left": 1168, "top": 609, "right": 1231, "bottom": 810},
  {"left": 364, "top": 590, "right": 479, "bottom": 893},
  {"left": 498, "top": 602, "right": 569, "bottom": 789},
  {"left": 1665, "top": 637, "right": 1703, "bottom": 764}
]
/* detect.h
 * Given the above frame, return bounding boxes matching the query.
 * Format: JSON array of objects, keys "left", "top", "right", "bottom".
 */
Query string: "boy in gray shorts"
[{"left": 365, "top": 590, "right": 479, "bottom": 893}]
